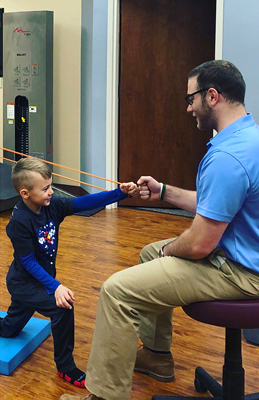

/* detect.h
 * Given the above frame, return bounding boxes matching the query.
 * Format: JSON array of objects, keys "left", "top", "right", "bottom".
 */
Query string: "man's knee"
[
  {"left": 140, "top": 242, "right": 156, "bottom": 263},
  {"left": 101, "top": 273, "right": 119, "bottom": 298},
  {"left": 100, "top": 270, "right": 130, "bottom": 302}
]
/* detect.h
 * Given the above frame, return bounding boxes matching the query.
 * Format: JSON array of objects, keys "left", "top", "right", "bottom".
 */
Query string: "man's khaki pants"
[{"left": 85, "top": 238, "right": 259, "bottom": 400}]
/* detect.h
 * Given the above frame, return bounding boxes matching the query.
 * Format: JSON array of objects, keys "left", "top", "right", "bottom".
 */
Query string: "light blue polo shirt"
[{"left": 196, "top": 113, "right": 259, "bottom": 272}]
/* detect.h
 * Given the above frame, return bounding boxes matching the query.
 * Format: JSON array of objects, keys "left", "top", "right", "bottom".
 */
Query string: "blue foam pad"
[{"left": 0, "top": 310, "right": 51, "bottom": 375}]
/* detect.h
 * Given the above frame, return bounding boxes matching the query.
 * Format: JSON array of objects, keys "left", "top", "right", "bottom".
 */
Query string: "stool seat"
[
  {"left": 152, "top": 298, "right": 259, "bottom": 400},
  {"left": 183, "top": 299, "right": 259, "bottom": 329}
]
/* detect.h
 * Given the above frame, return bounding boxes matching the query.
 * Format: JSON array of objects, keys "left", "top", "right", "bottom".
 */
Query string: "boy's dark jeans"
[{"left": 0, "top": 283, "right": 76, "bottom": 372}]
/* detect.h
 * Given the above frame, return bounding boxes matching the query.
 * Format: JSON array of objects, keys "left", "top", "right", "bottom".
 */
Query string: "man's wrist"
[{"left": 160, "top": 183, "right": 166, "bottom": 201}]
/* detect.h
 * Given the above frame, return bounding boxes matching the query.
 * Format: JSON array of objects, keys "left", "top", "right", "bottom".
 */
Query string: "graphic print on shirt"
[{"left": 37, "top": 220, "right": 56, "bottom": 265}]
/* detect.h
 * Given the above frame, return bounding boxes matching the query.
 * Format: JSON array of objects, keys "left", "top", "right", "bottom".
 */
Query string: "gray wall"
[
  {"left": 81, "top": 0, "right": 108, "bottom": 193},
  {"left": 223, "top": 0, "right": 259, "bottom": 124}
]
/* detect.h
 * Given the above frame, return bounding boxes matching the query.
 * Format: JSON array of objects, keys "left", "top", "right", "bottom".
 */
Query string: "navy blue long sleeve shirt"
[{"left": 6, "top": 188, "right": 128, "bottom": 294}]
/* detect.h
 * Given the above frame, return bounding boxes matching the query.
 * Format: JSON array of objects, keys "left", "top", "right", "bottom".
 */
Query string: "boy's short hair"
[
  {"left": 188, "top": 60, "right": 246, "bottom": 105},
  {"left": 11, "top": 157, "right": 52, "bottom": 193}
]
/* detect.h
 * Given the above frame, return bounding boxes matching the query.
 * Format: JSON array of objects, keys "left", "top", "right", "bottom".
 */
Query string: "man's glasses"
[{"left": 185, "top": 88, "right": 209, "bottom": 106}]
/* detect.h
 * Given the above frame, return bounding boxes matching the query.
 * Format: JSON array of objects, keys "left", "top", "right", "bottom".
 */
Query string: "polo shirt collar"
[{"left": 207, "top": 113, "right": 255, "bottom": 149}]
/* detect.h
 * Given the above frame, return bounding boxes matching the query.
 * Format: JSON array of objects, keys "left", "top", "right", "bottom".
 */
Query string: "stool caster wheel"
[{"left": 194, "top": 377, "right": 207, "bottom": 393}]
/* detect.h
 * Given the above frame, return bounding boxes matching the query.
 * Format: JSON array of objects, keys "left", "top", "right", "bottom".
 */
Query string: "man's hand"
[
  {"left": 138, "top": 176, "right": 197, "bottom": 213},
  {"left": 120, "top": 182, "right": 139, "bottom": 197},
  {"left": 55, "top": 284, "right": 75, "bottom": 309},
  {"left": 137, "top": 176, "right": 161, "bottom": 201}
]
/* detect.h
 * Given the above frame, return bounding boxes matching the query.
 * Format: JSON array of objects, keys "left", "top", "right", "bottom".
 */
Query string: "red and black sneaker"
[{"left": 58, "top": 367, "right": 86, "bottom": 387}]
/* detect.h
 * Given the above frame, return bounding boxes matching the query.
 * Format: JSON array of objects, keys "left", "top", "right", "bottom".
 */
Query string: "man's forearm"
[
  {"left": 162, "top": 214, "right": 228, "bottom": 260},
  {"left": 163, "top": 185, "right": 196, "bottom": 214},
  {"left": 163, "top": 230, "right": 204, "bottom": 260}
]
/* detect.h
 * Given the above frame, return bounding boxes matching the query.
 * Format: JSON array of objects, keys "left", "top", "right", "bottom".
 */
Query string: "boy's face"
[{"left": 21, "top": 171, "right": 54, "bottom": 213}]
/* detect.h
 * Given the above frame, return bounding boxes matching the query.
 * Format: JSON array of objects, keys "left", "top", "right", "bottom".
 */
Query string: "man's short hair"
[
  {"left": 188, "top": 60, "right": 246, "bottom": 105},
  {"left": 11, "top": 157, "right": 52, "bottom": 193}
]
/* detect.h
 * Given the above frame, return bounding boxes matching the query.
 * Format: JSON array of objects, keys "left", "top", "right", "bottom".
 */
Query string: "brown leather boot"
[{"left": 134, "top": 345, "right": 175, "bottom": 382}]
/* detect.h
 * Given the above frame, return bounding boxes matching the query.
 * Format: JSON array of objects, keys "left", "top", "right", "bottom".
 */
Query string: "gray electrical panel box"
[{"left": 3, "top": 11, "right": 53, "bottom": 162}]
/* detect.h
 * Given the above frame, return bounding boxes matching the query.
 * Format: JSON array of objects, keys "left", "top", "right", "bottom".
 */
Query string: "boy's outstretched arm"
[
  {"left": 73, "top": 187, "right": 128, "bottom": 213},
  {"left": 120, "top": 182, "right": 139, "bottom": 197}
]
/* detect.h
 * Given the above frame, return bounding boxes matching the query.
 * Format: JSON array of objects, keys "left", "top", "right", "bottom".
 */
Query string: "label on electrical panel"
[
  {"left": 7, "top": 103, "right": 15, "bottom": 119},
  {"left": 31, "top": 64, "right": 39, "bottom": 76},
  {"left": 13, "top": 51, "right": 32, "bottom": 92},
  {"left": 29, "top": 106, "right": 37, "bottom": 113}
]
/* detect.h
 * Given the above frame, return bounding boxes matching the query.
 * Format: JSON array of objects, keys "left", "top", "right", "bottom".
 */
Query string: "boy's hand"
[
  {"left": 55, "top": 284, "right": 75, "bottom": 309},
  {"left": 120, "top": 182, "right": 139, "bottom": 197}
]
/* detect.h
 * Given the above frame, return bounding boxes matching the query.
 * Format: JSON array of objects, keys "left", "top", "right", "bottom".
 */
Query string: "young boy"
[{"left": 0, "top": 157, "right": 138, "bottom": 387}]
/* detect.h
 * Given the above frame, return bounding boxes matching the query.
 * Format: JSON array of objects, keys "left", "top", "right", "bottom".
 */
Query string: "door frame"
[{"left": 105, "top": 0, "right": 224, "bottom": 206}]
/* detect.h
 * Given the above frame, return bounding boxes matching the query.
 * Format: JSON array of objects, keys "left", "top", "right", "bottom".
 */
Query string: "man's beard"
[{"left": 197, "top": 99, "right": 214, "bottom": 130}]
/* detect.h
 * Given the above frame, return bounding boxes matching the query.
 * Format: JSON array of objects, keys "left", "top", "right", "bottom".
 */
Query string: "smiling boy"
[{"left": 0, "top": 157, "right": 138, "bottom": 387}]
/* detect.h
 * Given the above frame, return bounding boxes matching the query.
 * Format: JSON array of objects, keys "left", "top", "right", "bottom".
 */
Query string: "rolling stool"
[{"left": 152, "top": 299, "right": 259, "bottom": 400}]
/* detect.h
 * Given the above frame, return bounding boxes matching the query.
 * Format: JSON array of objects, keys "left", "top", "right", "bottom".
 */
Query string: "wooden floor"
[{"left": 1, "top": 207, "right": 259, "bottom": 399}]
